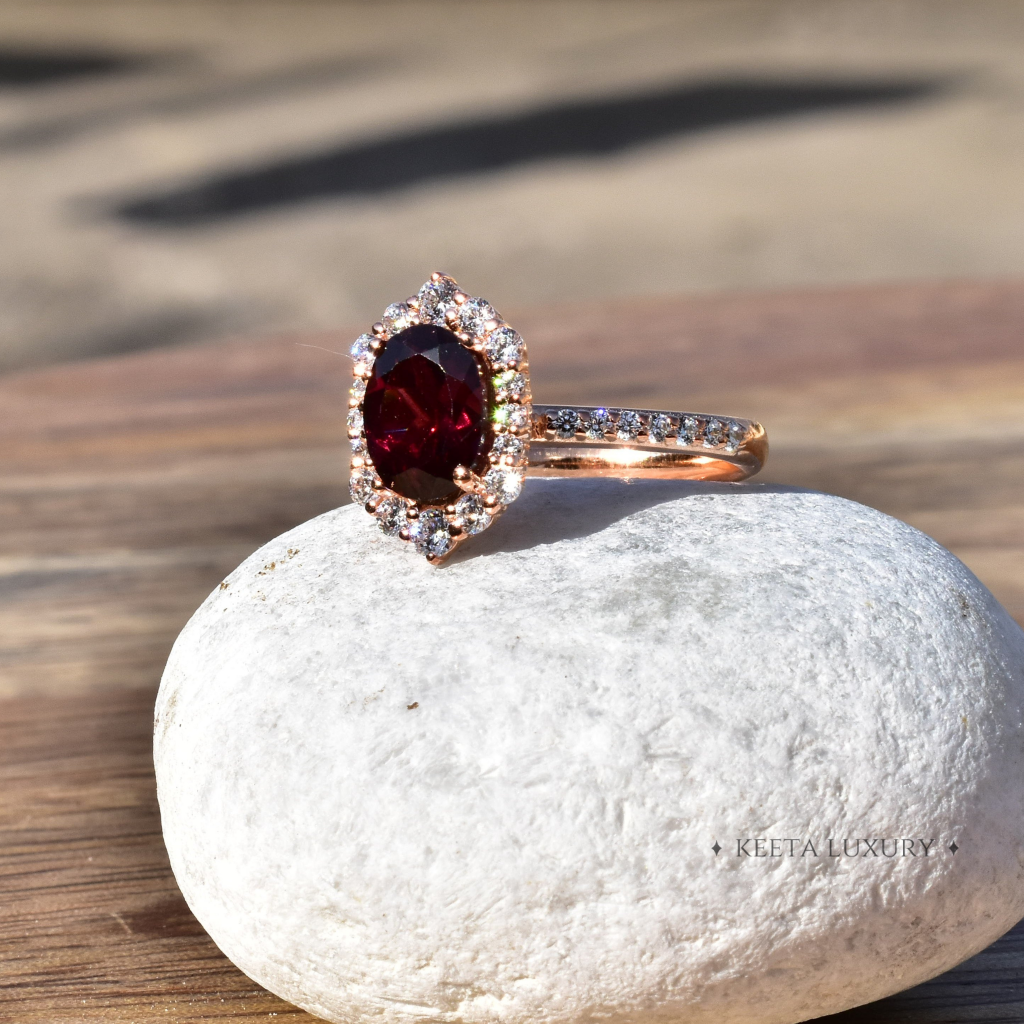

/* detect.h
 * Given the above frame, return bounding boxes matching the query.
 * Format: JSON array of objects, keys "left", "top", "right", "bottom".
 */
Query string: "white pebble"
[{"left": 155, "top": 481, "right": 1024, "bottom": 1024}]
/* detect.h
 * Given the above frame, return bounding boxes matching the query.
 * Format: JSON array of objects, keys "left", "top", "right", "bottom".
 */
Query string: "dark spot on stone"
[{"left": 407, "top": 702, "right": 419, "bottom": 710}]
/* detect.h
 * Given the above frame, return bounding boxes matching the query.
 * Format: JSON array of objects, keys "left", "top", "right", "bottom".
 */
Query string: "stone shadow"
[
  {"left": 112, "top": 76, "right": 942, "bottom": 226},
  {"left": 0, "top": 47, "right": 154, "bottom": 87},
  {"left": 447, "top": 477, "right": 808, "bottom": 565}
]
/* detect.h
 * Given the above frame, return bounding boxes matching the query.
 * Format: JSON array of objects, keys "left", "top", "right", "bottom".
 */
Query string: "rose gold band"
[{"left": 527, "top": 406, "right": 768, "bottom": 482}]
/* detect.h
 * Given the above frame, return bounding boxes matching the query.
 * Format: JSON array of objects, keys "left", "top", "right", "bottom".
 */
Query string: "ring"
[{"left": 348, "top": 273, "right": 768, "bottom": 563}]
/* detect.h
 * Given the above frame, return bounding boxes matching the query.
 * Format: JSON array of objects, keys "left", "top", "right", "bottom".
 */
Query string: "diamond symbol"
[
  {"left": 949, "top": 841, "right": 959, "bottom": 855},
  {"left": 712, "top": 841, "right": 722, "bottom": 856}
]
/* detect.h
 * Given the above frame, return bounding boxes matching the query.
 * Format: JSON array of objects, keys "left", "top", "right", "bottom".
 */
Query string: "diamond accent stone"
[
  {"left": 347, "top": 408, "right": 363, "bottom": 436},
  {"left": 408, "top": 509, "right": 452, "bottom": 558},
  {"left": 615, "top": 410, "right": 642, "bottom": 441},
  {"left": 459, "top": 298, "right": 499, "bottom": 336},
  {"left": 725, "top": 420, "right": 747, "bottom": 453},
  {"left": 494, "top": 371, "right": 527, "bottom": 403},
  {"left": 703, "top": 418, "right": 725, "bottom": 447},
  {"left": 349, "top": 467, "right": 375, "bottom": 505},
  {"left": 350, "top": 333, "right": 376, "bottom": 371},
  {"left": 484, "top": 466, "right": 524, "bottom": 505},
  {"left": 676, "top": 415, "right": 699, "bottom": 447},
  {"left": 381, "top": 302, "right": 413, "bottom": 335},
  {"left": 374, "top": 497, "right": 407, "bottom": 536},
  {"left": 350, "top": 435, "right": 368, "bottom": 456},
  {"left": 417, "top": 277, "right": 456, "bottom": 325},
  {"left": 491, "top": 432, "right": 526, "bottom": 463},
  {"left": 484, "top": 326, "right": 523, "bottom": 369},
  {"left": 494, "top": 402, "right": 532, "bottom": 432},
  {"left": 350, "top": 379, "right": 366, "bottom": 401},
  {"left": 454, "top": 493, "right": 491, "bottom": 536},
  {"left": 550, "top": 408, "right": 581, "bottom": 439},
  {"left": 649, "top": 413, "right": 672, "bottom": 443},
  {"left": 586, "top": 408, "right": 613, "bottom": 439}
]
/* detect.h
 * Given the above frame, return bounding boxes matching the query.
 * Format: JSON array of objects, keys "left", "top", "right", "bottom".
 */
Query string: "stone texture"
[{"left": 154, "top": 482, "right": 1024, "bottom": 1024}]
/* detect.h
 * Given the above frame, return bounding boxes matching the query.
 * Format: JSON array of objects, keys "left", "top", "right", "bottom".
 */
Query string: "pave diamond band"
[{"left": 528, "top": 406, "right": 767, "bottom": 482}]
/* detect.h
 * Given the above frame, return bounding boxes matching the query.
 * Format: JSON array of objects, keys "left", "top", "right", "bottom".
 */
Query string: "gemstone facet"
[
  {"left": 374, "top": 497, "right": 407, "bottom": 536},
  {"left": 484, "top": 326, "right": 523, "bottom": 369},
  {"left": 381, "top": 302, "right": 413, "bottom": 335},
  {"left": 364, "top": 325, "right": 488, "bottom": 504},
  {"left": 454, "top": 493, "right": 491, "bottom": 535},
  {"left": 676, "top": 415, "right": 699, "bottom": 447},
  {"left": 703, "top": 418, "right": 725, "bottom": 447},
  {"left": 615, "top": 410, "right": 642, "bottom": 441},
  {"left": 349, "top": 467, "right": 375, "bottom": 505},
  {"left": 417, "top": 277, "right": 456, "bottom": 325},
  {"left": 492, "top": 433, "right": 526, "bottom": 463},
  {"left": 587, "top": 408, "right": 613, "bottom": 439},
  {"left": 550, "top": 408, "right": 581, "bottom": 439},
  {"left": 726, "top": 420, "right": 747, "bottom": 453},
  {"left": 494, "top": 371, "right": 528, "bottom": 403},
  {"left": 459, "top": 298, "right": 499, "bottom": 336},
  {"left": 408, "top": 509, "right": 453, "bottom": 558},
  {"left": 493, "top": 402, "right": 531, "bottom": 432},
  {"left": 649, "top": 413, "right": 672, "bottom": 443},
  {"left": 484, "top": 466, "right": 524, "bottom": 505},
  {"left": 350, "top": 333, "right": 376, "bottom": 371}
]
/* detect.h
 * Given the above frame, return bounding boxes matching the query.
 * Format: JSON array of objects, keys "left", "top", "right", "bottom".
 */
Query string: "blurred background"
[{"left": 2, "top": 0, "right": 1023, "bottom": 372}]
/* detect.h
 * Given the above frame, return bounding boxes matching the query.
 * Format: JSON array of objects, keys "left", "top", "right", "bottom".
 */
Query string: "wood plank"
[
  {"left": 1, "top": 278, "right": 1023, "bottom": 1021},
  {"left": 0, "top": 687, "right": 305, "bottom": 1022}
]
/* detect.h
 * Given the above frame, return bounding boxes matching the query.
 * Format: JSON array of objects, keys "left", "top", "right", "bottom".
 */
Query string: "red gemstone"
[{"left": 364, "top": 324, "right": 488, "bottom": 503}]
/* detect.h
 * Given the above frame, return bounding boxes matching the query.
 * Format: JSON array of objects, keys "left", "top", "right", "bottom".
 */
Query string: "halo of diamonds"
[{"left": 348, "top": 273, "right": 531, "bottom": 564}]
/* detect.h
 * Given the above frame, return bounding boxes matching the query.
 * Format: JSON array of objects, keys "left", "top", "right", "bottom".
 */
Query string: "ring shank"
[
  {"left": 526, "top": 406, "right": 767, "bottom": 481},
  {"left": 527, "top": 446, "right": 762, "bottom": 481}
]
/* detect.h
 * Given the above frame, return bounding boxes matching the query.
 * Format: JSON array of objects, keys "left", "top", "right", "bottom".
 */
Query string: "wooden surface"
[{"left": 1, "top": 278, "right": 1023, "bottom": 1022}]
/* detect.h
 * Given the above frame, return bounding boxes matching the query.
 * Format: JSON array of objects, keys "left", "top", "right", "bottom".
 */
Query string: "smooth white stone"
[{"left": 155, "top": 482, "right": 1024, "bottom": 1024}]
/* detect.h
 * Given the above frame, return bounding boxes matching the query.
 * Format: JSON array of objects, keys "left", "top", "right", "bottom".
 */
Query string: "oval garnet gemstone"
[{"left": 364, "top": 324, "right": 488, "bottom": 504}]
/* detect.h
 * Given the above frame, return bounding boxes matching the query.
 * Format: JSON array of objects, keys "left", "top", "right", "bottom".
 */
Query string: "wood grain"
[{"left": 1, "top": 278, "right": 1023, "bottom": 1021}]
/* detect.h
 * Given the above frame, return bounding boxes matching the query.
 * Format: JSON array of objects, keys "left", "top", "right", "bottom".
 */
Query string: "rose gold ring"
[{"left": 348, "top": 273, "right": 768, "bottom": 564}]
